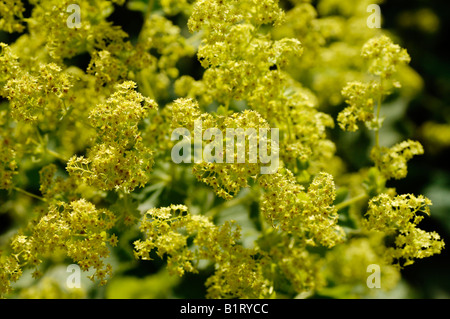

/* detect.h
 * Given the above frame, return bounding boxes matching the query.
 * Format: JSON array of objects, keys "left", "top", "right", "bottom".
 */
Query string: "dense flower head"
[
  {"left": 89, "top": 81, "right": 157, "bottom": 146},
  {"left": 0, "top": 0, "right": 445, "bottom": 299},
  {"left": 0, "top": 0, "right": 25, "bottom": 33},
  {"left": 66, "top": 81, "right": 157, "bottom": 193},
  {"left": 1, "top": 199, "right": 117, "bottom": 295},
  {"left": 188, "top": 0, "right": 285, "bottom": 35},
  {"left": 364, "top": 194, "right": 445, "bottom": 266},
  {"left": 134, "top": 205, "right": 271, "bottom": 298},
  {"left": 371, "top": 140, "right": 424, "bottom": 180},
  {"left": 0, "top": 126, "right": 18, "bottom": 190},
  {"left": 362, "top": 35, "right": 411, "bottom": 80},
  {"left": 3, "top": 62, "right": 72, "bottom": 122},
  {"left": 259, "top": 170, "right": 344, "bottom": 248},
  {"left": 26, "top": 0, "right": 128, "bottom": 60},
  {"left": 338, "top": 81, "right": 379, "bottom": 132},
  {"left": 338, "top": 35, "right": 412, "bottom": 133},
  {"left": 172, "top": 98, "right": 279, "bottom": 199},
  {"left": 0, "top": 43, "right": 20, "bottom": 88}
]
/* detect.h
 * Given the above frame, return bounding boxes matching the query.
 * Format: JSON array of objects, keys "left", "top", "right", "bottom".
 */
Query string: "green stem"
[
  {"left": 147, "top": 0, "right": 155, "bottom": 19},
  {"left": 59, "top": 99, "right": 74, "bottom": 123},
  {"left": 283, "top": 102, "right": 294, "bottom": 143},
  {"left": 223, "top": 100, "right": 230, "bottom": 114},
  {"left": 13, "top": 187, "right": 46, "bottom": 202},
  {"left": 286, "top": 117, "right": 294, "bottom": 143},
  {"left": 137, "top": 69, "right": 155, "bottom": 99},
  {"left": 375, "top": 78, "right": 383, "bottom": 148},
  {"left": 46, "top": 148, "right": 69, "bottom": 162},
  {"left": 335, "top": 193, "right": 368, "bottom": 211},
  {"left": 205, "top": 190, "right": 255, "bottom": 218},
  {"left": 34, "top": 125, "right": 69, "bottom": 162},
  {"left": 71, "top": 166, "right": 93, "bottom": 175},
  {"left": 139, "top": 0, "right": 155, "bottom": 41},
  {"left": 34, "top": 126, "right": 44, "bottom": 145}
]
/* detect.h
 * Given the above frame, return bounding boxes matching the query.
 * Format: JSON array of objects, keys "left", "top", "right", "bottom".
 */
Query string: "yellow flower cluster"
[
  {"left": 361, "top": 35, "right": 411, "bottom": 81},
  {"left": 371, "top": 140, "right": 424, "bottom": 180},
  {"left": 67, "top": 81, "right": 158, "bottom": 193},
  {"left": 0, "top": 0, "right": 25, "bottom": 33},
  {"left": 338, "top": 81, "right": 379, "bottom": 132},
  {"left": 337, "top": 35, "right": 427, "bottom": 190},
  {"left": 172, "top": 98, "right": 277, "bottom": 200},
  {"left": 259, "top": 170, "right": 344, "bottom": 248},
  {"left": 0, "top": 125, "right": 17, "bottom": 190},
  {"left": 4, "top": 62, "right": 72, "bottom": 122},
  {"left": 0, "top": 43, "right": 20, "bottom": 88},
  {"left": 134, "top": 205, "right": 271, "bottom": 298},
  {"left": 195, "top": 25, "right": 302, "bottom": 128},
  {"left": 185, "top": 0, "right": 297, "bottom": 115},
  {"left": 188, "top": 0, "right": 285, "bottom": 35},
  {"left": 364, "top": 194, "right": 445, "bottom": 266},
  {"left": 273, "top": 1, "right": 373, "bottom": 106},
  {"left": 333, "top": 33, "right": 444, "bottom": 271},
  {"left": 87, "top": 50, "right": 129, "bottom": 88},
  {"left": 0, "top": 0, "right": 445, "bottom": 299},
  {"left": 134, "top": 203, "right": 339, "bottom": 298},
  {"left": 338, "top": 36, "right": 411, "bottom": 133},
  {"left": 266, "top": 235, "right": 326, "bottom": 295},
  {"left": 180, "top": 0, "right": 338, "bottom": 182},
  {"left": 1, "top": 199, "right": 117, "bottom": 295},
  {"left": 27, "top": 0, "right": 127, "bottom": 60}
]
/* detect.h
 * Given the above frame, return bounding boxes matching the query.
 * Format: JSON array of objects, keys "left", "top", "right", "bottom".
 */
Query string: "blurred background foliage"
[
  {"left": 0, "top": 0, "right": 449, "bottom": 298},
  {"left": 377, "top": 0, "right": 450, "bottom": 299}
]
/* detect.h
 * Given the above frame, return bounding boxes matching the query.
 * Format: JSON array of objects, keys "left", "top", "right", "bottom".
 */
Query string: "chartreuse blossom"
[
  {"left": 0, "top": 43, "right": 20, "bottom": 89},
  {"left": 4, "top": 63, "right": 72, "bottom": 122},
  {"left": 336, "top": 35, "right": 444, "bottom": 269},
  {"left": 361, "top": 35, "right": 411, "bottom": 81},
  {"left": 364, "top": 194, "right": 444, "bottom": 266},
  {"left": 370, "top": 139, "right": 424, "bottom": 180},
  {"left": 134, "top": 204, "right": 330, "bottom": 298},
  {"left": 67, "top": 81, "right": 158, "bottom": 193},
  {"left": 26, "top": 0, "right": 127, "bottom": 61},
  {"left": 338, "top": 35, "right": 426, "bottom": 185},
  {"left": 0, "top": 0, "right": 445, "bottom": 299},
  {"left": 171, "top": 98, "right": 279, "bottom": 200},
  {"left": 0, "top": 0, "right": 25, "bottom": 33},
  {"left": 1, "top": 199, "right": 117, "bottom": 296},
  {"left": 258, "top": 170, "right": 344, "bottom": 248},
  {"left": 337, "top": 81, "right": 379, "bottom": 132},
  {"left": 0, "top": 124, "right": 17, "bottom": 190},
  {"left": 179, "top": 0, "right": 338, "bottom": 182},
  {"left": 134, "top": 205, "right": 272, "bottom": 298},
  {"left": 338, "top": 35, "right": 411, "bottom": 133}
]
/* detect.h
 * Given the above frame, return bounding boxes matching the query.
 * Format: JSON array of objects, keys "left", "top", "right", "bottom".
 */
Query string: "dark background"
[{"left": 380, "top": 0, "right": 450, "bottom": 298}]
